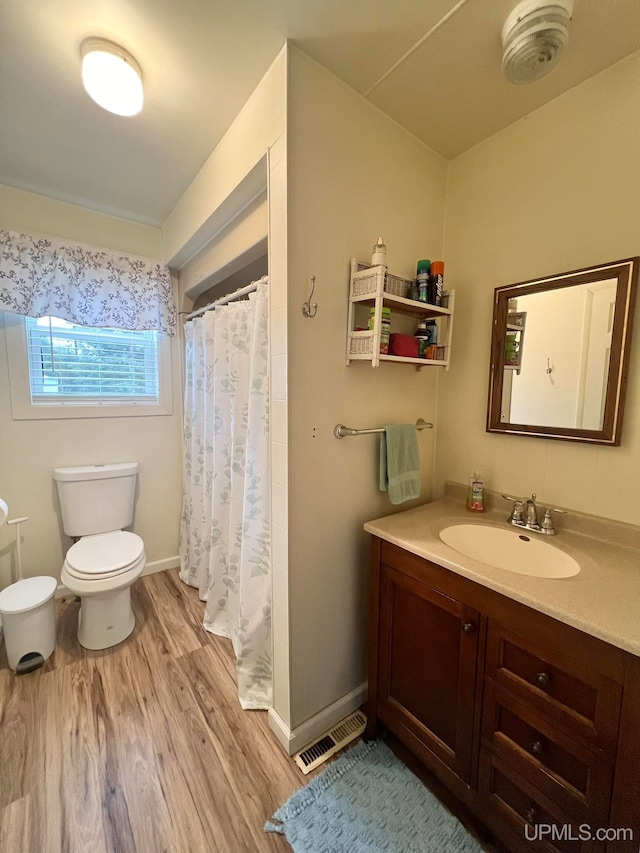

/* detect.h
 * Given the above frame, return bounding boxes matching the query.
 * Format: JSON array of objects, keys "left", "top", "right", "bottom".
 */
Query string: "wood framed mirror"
[{"left": 487, "top": 257, "right": 638, "bottom": 445}]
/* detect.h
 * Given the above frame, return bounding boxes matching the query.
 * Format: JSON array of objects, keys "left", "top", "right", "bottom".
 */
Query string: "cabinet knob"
[
  {"left": 531, "top": 740, "right": 544, "bottom": 759},
  {"left": 535, "top": 672, "right": 551, "bottom": 691},
  {"left": 524, "top": 807, "right": 537, "bottom": 825},
  {"left": 462, "top": 622, "right": 475, "bottom": 634}
]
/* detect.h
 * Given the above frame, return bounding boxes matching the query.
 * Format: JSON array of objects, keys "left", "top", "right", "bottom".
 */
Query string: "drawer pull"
[
  {"left": 535, "top": 672, "right": 551, "bottom": 691},
  {"left": 462, "top": 622, "right": 475, "bottom": 634},
  {"left": 530, "top": 740, "right": 544, "bottom": 758},
  {"left": 524, "top": 807, "right": 537, "bottom": 825}
]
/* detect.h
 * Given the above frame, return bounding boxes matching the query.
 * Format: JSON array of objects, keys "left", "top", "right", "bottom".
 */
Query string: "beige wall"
[
  {"left": 0, "top": 185, "right": 162, "bottom": 256},
  {"left": 286, "top": 49, "right": 447, "bottom": 730},
  {"left": 0, "top": 187, "right": 183, "bottom": 586},
  {"left": 439, "top": 50, "right": 640, "bottom": 526}
]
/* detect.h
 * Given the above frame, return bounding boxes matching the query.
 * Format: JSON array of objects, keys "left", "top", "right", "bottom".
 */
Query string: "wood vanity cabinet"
[{"left": 365, "top": 538, "right": 640, "bottom": 853}]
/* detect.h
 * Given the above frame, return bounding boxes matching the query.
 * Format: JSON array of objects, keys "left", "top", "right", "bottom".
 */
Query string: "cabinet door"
[{"left": 377, "top": 563, "right": 480, "bottom": 784}]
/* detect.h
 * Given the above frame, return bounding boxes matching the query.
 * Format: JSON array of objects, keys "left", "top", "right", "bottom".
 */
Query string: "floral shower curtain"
[{"left": 179, "top": 281, "right": 271, "bottom": 709}]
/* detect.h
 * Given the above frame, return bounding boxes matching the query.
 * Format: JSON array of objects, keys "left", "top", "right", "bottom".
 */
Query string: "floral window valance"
[{"left": 0, "top": 229, "right": 176, "bottom": 336}]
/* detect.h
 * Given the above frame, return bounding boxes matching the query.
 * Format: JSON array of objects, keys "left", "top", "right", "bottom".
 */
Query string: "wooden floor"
[{"left": 0, "top": 570, "right": 310, "bottom": 853}]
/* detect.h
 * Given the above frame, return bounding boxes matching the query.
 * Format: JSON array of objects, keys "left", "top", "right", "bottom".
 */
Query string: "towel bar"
[{"left": 334, "top": 418, "right": 433, "bottom": 439}]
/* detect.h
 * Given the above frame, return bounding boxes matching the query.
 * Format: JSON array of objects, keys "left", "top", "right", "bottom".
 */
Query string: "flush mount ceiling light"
[
  {"left": 81, "top": 38, "right": 143, "bottom": 116},
  {"left": 501, "top": 0, "right": 574, "bottom": 85}
]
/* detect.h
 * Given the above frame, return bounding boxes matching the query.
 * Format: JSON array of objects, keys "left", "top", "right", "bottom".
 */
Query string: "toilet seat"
[{"left": 64, "top": 531, "right": 145, "bottom": 581}]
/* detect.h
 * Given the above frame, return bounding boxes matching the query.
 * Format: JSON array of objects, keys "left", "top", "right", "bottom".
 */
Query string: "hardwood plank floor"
[
  {"left": 0, "top": 568, "right": 500, "bottom": 853},
  {"left": 0, "top": 570, "right": 309, "bottom": 853}
]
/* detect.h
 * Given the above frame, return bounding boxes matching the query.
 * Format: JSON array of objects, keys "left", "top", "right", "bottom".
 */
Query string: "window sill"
[{"left": 9, "top": 400, "right": 173, "bottom": 421}]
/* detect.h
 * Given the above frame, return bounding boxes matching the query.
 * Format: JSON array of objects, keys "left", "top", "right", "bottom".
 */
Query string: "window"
[
  {"left": 26, "top": 317, "right": 159, "bottom": 403},
  {"left": 4, "top": 314, "right": 172, "bottom": 419}
]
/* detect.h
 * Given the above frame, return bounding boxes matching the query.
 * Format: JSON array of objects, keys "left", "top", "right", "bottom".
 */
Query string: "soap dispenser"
[{"left": 466, "top": 472, "right": 485, "bottom": 513}]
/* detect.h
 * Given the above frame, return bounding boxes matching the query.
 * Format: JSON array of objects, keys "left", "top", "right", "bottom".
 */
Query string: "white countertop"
[{"left": 364, "top": 497, "right": 640, "bottom": 658}]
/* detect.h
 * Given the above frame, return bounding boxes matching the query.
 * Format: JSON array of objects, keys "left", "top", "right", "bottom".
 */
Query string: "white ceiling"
[{"left": 1, "top": 0, "right": 640, "bottom": 227}]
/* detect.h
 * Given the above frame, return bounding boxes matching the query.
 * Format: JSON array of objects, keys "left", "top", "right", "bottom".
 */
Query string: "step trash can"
[{"left": 0, "top": 576, "right": 57, "bottom": 672}]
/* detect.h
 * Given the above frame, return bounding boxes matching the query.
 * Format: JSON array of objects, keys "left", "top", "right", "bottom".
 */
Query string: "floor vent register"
[{"left": 294, "top": 710, "right": 367, "bottom": 774}]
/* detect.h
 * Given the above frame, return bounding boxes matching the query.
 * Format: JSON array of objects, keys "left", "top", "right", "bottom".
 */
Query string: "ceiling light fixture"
[
  {"left": 501, "top": 0, "right": 574, "bottom": 85},
  {"left": 81, "top": 38, "right": 144, "bottom": 116}
]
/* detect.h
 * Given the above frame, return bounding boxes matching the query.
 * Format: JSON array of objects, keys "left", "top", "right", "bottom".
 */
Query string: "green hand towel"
[{"left": 379, "top": 424, "right": 421, "bottom": 505}]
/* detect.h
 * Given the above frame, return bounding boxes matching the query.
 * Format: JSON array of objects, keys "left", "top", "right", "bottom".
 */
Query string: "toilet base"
[{"left": 77, "top": 587, "right": 135, "bottom": 650}]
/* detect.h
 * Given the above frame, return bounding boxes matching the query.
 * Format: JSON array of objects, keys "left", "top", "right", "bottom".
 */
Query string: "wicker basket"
[
  {"left": 384, "top": 273, "right": 411, "bottom": 298},
  {"left": 351, "top": 266, "right": 412, "bottom": 300},
  {"left": 348, "top": 331, "right": 375, "bottom": 356},
  {"left": 351, "top": 270, "right": 379, "bottom": 299}
]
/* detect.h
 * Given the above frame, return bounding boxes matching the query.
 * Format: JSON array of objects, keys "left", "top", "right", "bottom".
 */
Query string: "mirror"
[{"left": 487, "top": 258, "right": 638, "bottom": 445}]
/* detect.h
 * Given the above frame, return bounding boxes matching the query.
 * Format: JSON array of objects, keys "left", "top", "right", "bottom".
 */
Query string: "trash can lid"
[{"left": 0, "top": 576, "right": 57, "bottom": 615}]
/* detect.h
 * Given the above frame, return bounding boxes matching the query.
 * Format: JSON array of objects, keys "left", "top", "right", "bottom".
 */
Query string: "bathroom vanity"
[{"left": 364, "top": 493, "right": 640, "bottom": 853}]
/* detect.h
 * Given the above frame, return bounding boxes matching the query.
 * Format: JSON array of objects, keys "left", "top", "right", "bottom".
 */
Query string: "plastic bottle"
[
  {"left": 425, "top": 320, "right": 438, "bottom": 345},
  {"left": 372, "top": 238, "right": 387, "bottom": 268},
  {"left": 369, "top": 307, "right": 391, "bottom": 354},
  {"left": 414, "top": 320, "right": 430, "bottom": 358},
  {"left": 466, "top": 472, "right": 485, "bottom": 513},
  {"left": 430, "top": 261, "right": 444, "bottom": 306},
  {"left": 416, "top": 260, "right": 430, "bottom": 302}
]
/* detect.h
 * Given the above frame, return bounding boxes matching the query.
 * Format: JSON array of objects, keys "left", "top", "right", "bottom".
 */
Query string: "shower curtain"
[{"left": 179, "top": 281, "right": 271, "bottom": 709}]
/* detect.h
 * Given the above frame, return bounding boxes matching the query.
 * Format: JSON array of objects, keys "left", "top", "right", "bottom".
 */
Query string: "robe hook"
[{"left": 302, "top": 275, "right": 318, "bottom": 318}]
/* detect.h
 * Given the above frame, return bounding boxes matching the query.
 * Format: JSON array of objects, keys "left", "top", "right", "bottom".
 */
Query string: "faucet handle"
[
  {"left": 541, "top": 507, "right": 566, "bottom": 534},
  {"left": 501, "top": 494, "right": 525, "bottom": 523}
]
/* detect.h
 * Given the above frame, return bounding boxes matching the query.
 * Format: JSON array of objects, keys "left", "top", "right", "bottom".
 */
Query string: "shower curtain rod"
[{"left": 183, "top": 275, "right": 268, "bottom": 321}]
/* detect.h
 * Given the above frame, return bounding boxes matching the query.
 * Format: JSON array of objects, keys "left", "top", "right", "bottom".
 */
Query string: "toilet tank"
[{"left": 53, "top": 462, "right": 138, "bottom": 537}]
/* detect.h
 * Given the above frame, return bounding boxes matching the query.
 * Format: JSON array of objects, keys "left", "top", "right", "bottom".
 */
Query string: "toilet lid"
[{"left": 66, "top": 531, "right": 144, "bottom": 576}]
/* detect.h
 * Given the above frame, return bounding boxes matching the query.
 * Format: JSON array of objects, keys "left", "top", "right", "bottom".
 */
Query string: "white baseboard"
[
  {"left": 268, "top": 681, "right": 368, "bottom": 756},
  {"left": 54, "top": 556, "right": 180, "bottom": 599},
  {"left": 268, "top": 708, "right": 293, "bottom": 753},
  {"left": 143, "top": 556, "right": 180, "bottom": 576}
]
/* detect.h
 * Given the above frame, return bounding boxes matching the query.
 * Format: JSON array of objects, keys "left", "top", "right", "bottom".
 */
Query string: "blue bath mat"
[{"left": 265, "top": 739, "right": 483, "bottom": 852}]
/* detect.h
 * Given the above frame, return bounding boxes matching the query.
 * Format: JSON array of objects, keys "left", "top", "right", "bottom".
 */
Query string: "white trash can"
[{"left": 0, "top": 576, "right": 57, "bottom": 672}]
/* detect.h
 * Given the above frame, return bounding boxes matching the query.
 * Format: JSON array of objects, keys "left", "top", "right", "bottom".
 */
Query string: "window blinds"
[{"left": 25, "top": 317, "right": 159, "bottom": 405}]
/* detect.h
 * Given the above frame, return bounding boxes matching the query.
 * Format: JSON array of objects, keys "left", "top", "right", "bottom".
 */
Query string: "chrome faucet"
[
  {"left": 525, "top": 495, "right": 539, "bottom": 528},
  {"left": 501, "top": 494, "right": 566, "bottom": 535}
]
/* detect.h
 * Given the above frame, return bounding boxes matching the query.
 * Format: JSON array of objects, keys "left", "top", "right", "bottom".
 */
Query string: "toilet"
[{"left": 53, "top": 462, "right": 146, "bottom": 650}]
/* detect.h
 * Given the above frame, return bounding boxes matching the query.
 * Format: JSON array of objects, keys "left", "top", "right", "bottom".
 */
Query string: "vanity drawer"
[
  {"left": 482, "top": 681, "right": 614, "bottom": 821},
  {"left": 486, "top": 621, "right": 622, "bottom": 755},
  {"left": 478, "top": 748, "right": 605, "bottom": 853}
]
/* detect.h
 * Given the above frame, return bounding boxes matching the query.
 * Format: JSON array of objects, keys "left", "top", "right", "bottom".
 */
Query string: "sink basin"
[{"left": 439, "top": 524, "right": 580, "bottom": 579}]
